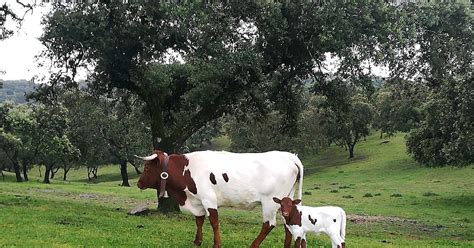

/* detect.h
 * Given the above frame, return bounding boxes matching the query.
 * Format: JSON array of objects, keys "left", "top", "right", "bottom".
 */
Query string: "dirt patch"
[
  {"left": 348, "top": 214, "right": 445, "bottom": 232},
  {"left": 349, "top": 214, "right": 417, "bottom": 224}
]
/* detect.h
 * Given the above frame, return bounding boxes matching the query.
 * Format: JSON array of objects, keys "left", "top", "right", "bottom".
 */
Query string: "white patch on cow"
[{"left": 178, "top": 151, "right": 304, "bottom": 225}]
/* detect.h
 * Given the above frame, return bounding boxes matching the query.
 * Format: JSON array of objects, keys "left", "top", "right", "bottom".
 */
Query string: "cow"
[
  {"left": 136, "top": 150, "right": 304, "bottom": 248},
  {"left": 273, "top": 197, "right": 346, "bottom": 248}
]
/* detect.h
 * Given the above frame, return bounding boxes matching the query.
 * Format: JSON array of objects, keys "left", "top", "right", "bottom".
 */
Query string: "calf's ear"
[
  {"left": 293, "top": 199, "right": 301, "bottom": 205},
  {"left": 272, "top": 197, "right": 281, "bottom": 204}
]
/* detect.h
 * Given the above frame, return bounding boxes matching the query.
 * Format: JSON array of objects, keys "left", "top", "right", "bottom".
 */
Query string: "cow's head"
[
  {"left": 273, "top": 197, "right": 301, "bottom": 217},
  {"left": 136, "top": 150, "right": 169, "bottom": 190}
]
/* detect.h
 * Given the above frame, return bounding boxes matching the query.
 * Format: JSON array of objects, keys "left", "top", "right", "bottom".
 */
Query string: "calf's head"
[
  {"left": 273, "top": 197, "right": 301, "bottom": 217},
  {"left": 136, "top": 150, "right": 168, "bottom": 190}
]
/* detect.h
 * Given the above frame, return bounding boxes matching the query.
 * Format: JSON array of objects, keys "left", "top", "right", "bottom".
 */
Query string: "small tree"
[
  {"left": 95, "top": 91, "right": 152, "bottom": 187},
  {"left": 33, "top": 104, "right": 79, "bottom": 184},
  {"left": 0, "top": 102, "right": 39, "bottom": 182}
]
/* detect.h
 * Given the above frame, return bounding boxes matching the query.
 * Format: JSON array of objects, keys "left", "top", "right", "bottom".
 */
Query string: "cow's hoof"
[
  {"left": 212, "top": 244, "right": 221, "bottom": 248},
  {"left": 193, "top": 240, "right": 202, "bottom": 246}
]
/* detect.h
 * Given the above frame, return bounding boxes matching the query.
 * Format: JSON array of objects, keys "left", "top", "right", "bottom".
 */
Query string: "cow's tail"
[
  {"left": 340, "top": 208, "right": 347, "bottom": 241},
  {"left": 290, "top": 154, "right": 304, "bottom": 201}
]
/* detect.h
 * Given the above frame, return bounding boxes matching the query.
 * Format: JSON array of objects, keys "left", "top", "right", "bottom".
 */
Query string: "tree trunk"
[
  {"left": 380, "top": 130, "right": 383, "bottom": 139},
  {"left": 120, "top": 160, "right": 130, "bottom": 187},
  {"left": 63, "top": 166, "right": 70, "bottom": 181},
  {"left": 43, "top": 165, "right": 51, "bottom": 184},
  {"left": 348, "top": 144, "right": 354, "bottom": 158},
  {"left": 22, "top": 162, "right": 29, "bottom": 182},
  {"left": 13, "top": 162, "right": 23, "bottom": 182},
  {"left": 149, "top": 109, "right": 180, "bottom": 213},
  {"left": 50, "top": 167, "right": 60, "bottom": 179}
]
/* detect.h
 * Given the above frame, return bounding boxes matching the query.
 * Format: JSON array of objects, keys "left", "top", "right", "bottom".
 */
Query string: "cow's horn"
[{"left": 134, "top": 154, "right": 158, "bottom": 161}]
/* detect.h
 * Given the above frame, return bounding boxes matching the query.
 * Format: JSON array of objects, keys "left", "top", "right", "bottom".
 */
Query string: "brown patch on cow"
[
  {"left": 210, "top": 173, "right": 217, "bottom": 185},
  {"left": 250, "top": 221, "right": 275, "bottom": 247},
  {"left": 207, "top": 208, "right": 221, "bottom": 247},
  {"left": 222, "top": 173, "right": 229, "bottom": 182},
  {"left": 308, "top": 215, "right": 317, "bottom": 225},
  {"left": 137, "top": 150, "right": 197, "bottom": 206}
]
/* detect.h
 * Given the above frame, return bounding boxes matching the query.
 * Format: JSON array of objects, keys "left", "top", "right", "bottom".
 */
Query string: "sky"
[
  {"left": 0, "top": 1, "right": 389, "bottom": 82},
  {"left": 0, "top": 1, "right": 52, "bottom": 81}
]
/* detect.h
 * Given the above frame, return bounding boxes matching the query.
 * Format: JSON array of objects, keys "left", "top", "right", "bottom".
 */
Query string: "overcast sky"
[
  {"left": 0, "top": 1, "right": 52, "bottom": 81},
  {"left": 0, "top": 1, "right": 388, "bottom": 82}
]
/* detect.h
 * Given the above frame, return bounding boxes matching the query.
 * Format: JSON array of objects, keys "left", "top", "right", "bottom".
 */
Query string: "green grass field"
[{"left": 1, "top": 133, "right": 473, "bottom": 247}]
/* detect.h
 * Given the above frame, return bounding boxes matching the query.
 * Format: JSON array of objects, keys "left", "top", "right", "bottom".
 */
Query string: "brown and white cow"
[{"left": 136, "top": 150, "right": 304, "bottom": 248}]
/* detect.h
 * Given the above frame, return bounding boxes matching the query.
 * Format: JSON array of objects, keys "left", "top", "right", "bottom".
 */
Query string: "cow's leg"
[
  {"left": 250, "top": 200, "right": 278, "bottom": 248},
  {"left": 284, "top": 225, "right": 292, "bottom": 248},
  {"left": 250, "top": 221, "right": 274, "bottom": 248},
  {"left": 207, "top": 208, "right": 221, "bottom": 248},
  {"left": 193, "top": 215, "right": 205, "bottom": 246}
]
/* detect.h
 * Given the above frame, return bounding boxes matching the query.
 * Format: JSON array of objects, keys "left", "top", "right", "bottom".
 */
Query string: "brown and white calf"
[
  {"left": 273, "top": 197, "right": 346, "bottom": 248},
  {"left": 136, "top": 150, "right": 304, "bottom": 248}
]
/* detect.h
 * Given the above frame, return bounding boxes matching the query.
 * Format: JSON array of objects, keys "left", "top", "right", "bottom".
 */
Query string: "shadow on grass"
[
  {"left": 303, "top": 148, "right": 367, "bottom": 176},
  {"left": 420, "top": 195, "right": 474, "bottom": 210}
]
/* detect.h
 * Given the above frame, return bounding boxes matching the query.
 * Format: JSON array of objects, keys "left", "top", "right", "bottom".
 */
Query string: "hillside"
[
  {"left": 0, "top": 133, "right": 473, "bottom": 247},
  {"left": 0, "top": 79, "right": 35, "bottom": 103}
]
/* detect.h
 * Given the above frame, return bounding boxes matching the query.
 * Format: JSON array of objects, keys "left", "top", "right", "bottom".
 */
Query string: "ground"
[{"left": 0, "top": 133, "right": 473, "bottom": 247}]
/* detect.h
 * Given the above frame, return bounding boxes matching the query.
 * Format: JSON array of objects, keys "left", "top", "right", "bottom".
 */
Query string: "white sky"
[
  {"left": 0, "top": 1, "right": 389, "bottom": 81},
  {"left": 0, "top": 1, "right": 52, "bottom": 81}
]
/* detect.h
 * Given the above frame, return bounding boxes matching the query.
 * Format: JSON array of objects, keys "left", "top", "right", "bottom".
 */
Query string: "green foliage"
[
  {"left": 320, "top": 87, "right": 374, "bottom": 158},
  {"left": 0, "top": 102, "right": 39, "bottom": 181},
  {"left": 372, "top": 80, "right": 426, "bottom": 137},
  {"left": 228, "top": 95, "right": 328, "bottom": 155},
  {"left": 406, "top": 77, "right": 473, "bottom": 167}
]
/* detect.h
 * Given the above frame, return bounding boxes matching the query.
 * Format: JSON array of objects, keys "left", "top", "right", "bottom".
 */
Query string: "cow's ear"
[
  {"left": 273, "top": 197, "right": 281, "bottom": 204},
  {"left": 293, "top": 199, "right": 301, "bottom": 205}
]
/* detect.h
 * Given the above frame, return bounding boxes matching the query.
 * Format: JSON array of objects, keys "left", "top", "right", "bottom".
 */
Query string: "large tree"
[{"left": 39, "top": 1, "right": 421, "bottom": 211}]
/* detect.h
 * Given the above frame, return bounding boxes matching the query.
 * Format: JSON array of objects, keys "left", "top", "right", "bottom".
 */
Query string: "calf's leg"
[
  {"left": 208, "top": 208, "right": 221, "bottom": 248},
  {"left": 295, "top": 237, "right": 302, "bottom": 248},
  {"left": 193, "top": 215, "right": 205, "bottom": 246},
  {"left": 283, "top": 225, "right": 292, "bottom": 248}
]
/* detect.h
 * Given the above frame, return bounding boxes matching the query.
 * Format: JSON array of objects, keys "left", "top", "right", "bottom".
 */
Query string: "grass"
[{"left": 1, "top": 133, "right": 473, "bottom": 247}]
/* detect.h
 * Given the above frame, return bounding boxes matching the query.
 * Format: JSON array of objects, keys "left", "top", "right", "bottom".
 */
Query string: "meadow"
[{"left": 1, "top": 133, "right": 473, "bottom": 247}]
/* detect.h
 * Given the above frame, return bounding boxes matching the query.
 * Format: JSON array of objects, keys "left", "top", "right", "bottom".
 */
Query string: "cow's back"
[{"left": 184, "top": 151, "right": 301, "bottom": 209}]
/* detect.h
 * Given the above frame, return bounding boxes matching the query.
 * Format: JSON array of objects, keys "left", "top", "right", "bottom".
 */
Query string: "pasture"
[{"left": 1, "top": 133, "right": 473, "bottom": 247}]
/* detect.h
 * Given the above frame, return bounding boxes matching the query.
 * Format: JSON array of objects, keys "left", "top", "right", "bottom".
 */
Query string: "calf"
[
  {"left": 136, "top": 150, "right": 304, "bottom": 248},
  {"left": 273, "top": 197, "right": 346, "bottom": 248}
]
